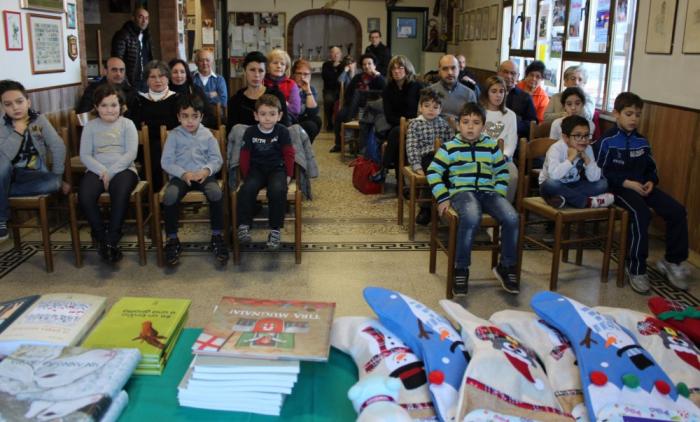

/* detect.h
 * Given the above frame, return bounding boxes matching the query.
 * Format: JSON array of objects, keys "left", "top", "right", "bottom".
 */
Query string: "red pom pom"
[
  {"left": 655, "top": 380, "right": 671, "bottom": 395},
  {"left": 428, "top": 370, "right": 444, "bottom": 385},
  {"left": 590, "top": 371, "right": 607, "bottom": 386}
]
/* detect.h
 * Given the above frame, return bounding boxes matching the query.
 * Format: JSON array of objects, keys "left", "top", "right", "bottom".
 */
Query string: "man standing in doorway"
[
  {"left": 365, "top": 30, "right": 391, "bottom": 76},
  {"left": 497, "top": 60, "right": 537, "bottom": 140},
  {"left": 429, "top": 54, "right": 477, "bottom": 125},
  {"left": 321, "top": 46, "right": 344, "bottom": 131},
  {"left": 111, "top": 6, "right": 153, "bottom": 91}
]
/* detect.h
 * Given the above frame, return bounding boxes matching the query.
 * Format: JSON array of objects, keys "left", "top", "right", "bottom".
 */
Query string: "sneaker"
[
  {"left": 626, "top": 268, "right": 650, "bottom": 294},
  {"left": 237, "top": 225, "right": 252, "bottom": 243},
  {"left": 329, "top": 145, "right": 341, "bottom": 153},
  {"left": 493, "top": 264, "right": 520, "bottom": 294},
  {"left": 211, "top": 234, "right": 229, "bottom": 264},
  {"left": 452, "top": 268, "right": 469, "bottom": 297},
  {"left": 267, "top": 230, "right": 281, "bottom": 250},
  {"left": 589, "top": 193, "right": 615, "bottom": 208},
  {"left": 369, "top": 168, "right": 386, "bottom": 183},
  {"left": 0, "top": 222, "right": 8, "bottom": 242},
  {"left": 656, "top": 259, "right": 689, "bottom": 291},
  {"left": 107, "top": 243, "right": 123, "bottom": 263},
  {"left": 544, "top": 195, "right": 565, "bottom": 209},
  {"left": 165, "top": 237, "right": 182, "bottom": 266},
  {"left": 415, "top": 208, "right": 431, "bottom": 226}
]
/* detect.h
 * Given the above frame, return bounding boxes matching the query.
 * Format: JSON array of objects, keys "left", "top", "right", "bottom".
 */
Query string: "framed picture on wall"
[
  {"left": 645, "top": 0, "right": 678, "bottom": 54},
  {"left": 474, "top": 9, "right": 481, "bottom": 40},
  {"left": 27, "top": 13, "right": 65, "bottom": 74},
  {"left": 481, "top": 8, "right": 489, "bottom": 40},
  {"left": 367, "top": 17, "right": 380, "bottom": 33},
  {"left": 20, "top": 0, "right": 65, "bottom": 13},
  {"left": 682, "top": 0, "right": 700, "bottom": 53},
  {"left": 489, "top": 4, "right": 499, "bottom": 39},
  {"left": 397, "top": 18, "right": 417, "bottom": 39},
  {"left": 3, "top": 11, "right": 23, "bottom": 51},
  {"left": 66, "top": 3, "right": 77, "bottom": 29}
]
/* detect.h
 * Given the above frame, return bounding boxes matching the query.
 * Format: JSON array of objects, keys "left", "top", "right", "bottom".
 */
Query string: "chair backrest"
[
  {"left": 529, "top": 120, "right": 552, "bottom": 142},
  {"left": 517, "top": 136, "right": 556, "bottom": 198},
  {"left": 397, "top": 116, "right": 410, "bottom": 170},
  {"left": 159, "top": 125, "right": 227, "bottom": 187}
]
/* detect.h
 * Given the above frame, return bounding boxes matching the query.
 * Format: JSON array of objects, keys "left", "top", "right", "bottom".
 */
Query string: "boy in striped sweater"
[{"left": 427, "top": 103, "right": 519, "bottom": 296}]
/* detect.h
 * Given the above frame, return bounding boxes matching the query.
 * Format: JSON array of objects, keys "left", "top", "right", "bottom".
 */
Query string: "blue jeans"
[
  {"left": 0, "top": 154, "right": 61, "bottom": 222},
  {"left": 540, "top": 178, "right": 608, "bottom": 208},
  {"left": 451, "top": 191, "right": 519, "bottom": 269}
]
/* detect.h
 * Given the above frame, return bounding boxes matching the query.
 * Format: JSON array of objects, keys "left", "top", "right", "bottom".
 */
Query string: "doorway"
[{"left": 387, "top": 7, "right": 428, "bottom": 74}]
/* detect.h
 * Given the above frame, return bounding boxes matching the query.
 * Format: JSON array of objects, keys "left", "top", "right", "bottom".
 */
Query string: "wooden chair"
[
  {"left": 340, "top": 120, "right": 361, "bottom": 160},
  {"left": 230, "top": 163, "right": 302, "bottom": 265},
  {"left": 516, "top": 137, "right": 627, "bottom": 290},
  {"left": 67, "top": 125, "right": 154, "bottom": 266},
  {"left": 152, "top": 125, "right": 229, "bottom": 267},
  {"left": 529, "top": 120, "right": 552, "bottom": 141},
  {"left": 427, "top": 138, "right": 509, "bottom": 298},
  {"left": 8, "top": 127, "right": 72, "bottom": 272}
]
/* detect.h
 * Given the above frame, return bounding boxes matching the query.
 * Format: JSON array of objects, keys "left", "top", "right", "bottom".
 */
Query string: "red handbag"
[{"left": 349, "top": 157, "right": 382, "bottom": 194}]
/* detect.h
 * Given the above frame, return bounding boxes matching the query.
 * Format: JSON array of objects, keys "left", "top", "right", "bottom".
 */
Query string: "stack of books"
[
  {"left": 0, "top": 293, "right": 107, "bottom": 358},
  {"left": 0, "top": 344, "right": 140, "bottom": 422},
  {"left": 178, "top": 297, "right": 335, "bottom": 415},
  {"left": 82, "top": 297, "right": 191, "bottom": 375}
]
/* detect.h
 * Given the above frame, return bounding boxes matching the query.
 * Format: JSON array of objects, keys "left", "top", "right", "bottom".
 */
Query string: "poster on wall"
[
  {"left": 682, "top": 0, "right": 700, "bottom": 53},
  {"left": 20, "top": 0, "right": 64, "bottom": 13},
  {"left": 595, "top": 0, "right": 611, "bottom": 43},
  {"left": 66, "top": 3, "right": 77, "bottom": 29},
  {"left": 27, "top": 13, "right": 65, "bottom": 74},
  {"left": 538, "top": 3, "right": 549, "bottom": 38},
  {"left": 645, "top": 0, "right": 678, "bottom": 54},
  {"left": 3, "top": 11, "right": 23, "bottom": 51}
]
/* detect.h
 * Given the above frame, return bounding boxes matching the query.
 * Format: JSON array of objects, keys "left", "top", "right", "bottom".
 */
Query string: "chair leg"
[
  {"left": 429, "top": 202, "right": 437, "bottom": 274},
  {"left": 397, "top": 173, "right": 404, "bottom": 226},
  {"left": 340, "top": 124, "right": 346, "bottom": 161},
  {"left": 616, "top": 210, "right": 629, "bottom": 287},
  {"left": 516, "top": 209, "right": 526, "bottom": 279},
  {"left": 39, "top": 197, "right": 53, "bottom": 273},
  {"left": 550, "top": 214, "right": 563, "bottom": 291},
  {"left": 135, "top": 192, "right": 146, "bottom": 266},
  {"left": 12, "top": 227, "right": 21, "bottom": 250},
  {"left": 295, "top": 194, "right": 302, "bottom": 264},
  {"left": 601, "top": 208, "right": 615, "bottom": 283},
  {"left": 491, "top": 225, "right": 500, "bottom": 269},
  {"left": 408, "top": 178, "right": 417, "bottom": 241},
  {"left": 575, "top": 222, "right": 585, "bottom": 265},
  {"left": 231, "top": 192, "right": 240, "bottom": 265},
  {"left": 68, "top": 193, "right": 82, "bottom": 268},
  {"left": 153, "top": 194, "right": 164, "bottom": 267},
  {"left": 562, "top": 223, "right": 571, "bottom": 263},
  {"left": 446, "top": 213, "right": 457, "bottom": 299}
]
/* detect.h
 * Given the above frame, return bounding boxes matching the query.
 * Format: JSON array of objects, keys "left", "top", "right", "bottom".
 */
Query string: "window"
[{"left": 506, "top": 0, "right": 637, "bottom": 111}]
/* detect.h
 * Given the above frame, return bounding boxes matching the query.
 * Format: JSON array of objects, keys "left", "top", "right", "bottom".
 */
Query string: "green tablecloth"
[{"left": 120, "top": 328, "right": 359, "bottom": 421}]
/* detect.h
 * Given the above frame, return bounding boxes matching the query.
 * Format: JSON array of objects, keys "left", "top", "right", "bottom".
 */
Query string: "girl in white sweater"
[{"left": 480, "top": 75, "right": 518, "bottom": 203}]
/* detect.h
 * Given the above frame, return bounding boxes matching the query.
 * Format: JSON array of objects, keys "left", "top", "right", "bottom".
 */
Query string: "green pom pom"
[
  {"left": 622, "top": 374, "right": 640, "bottom": 389},
  {"left": 677, "top": 382, "right": 690, "bottom": 398}
]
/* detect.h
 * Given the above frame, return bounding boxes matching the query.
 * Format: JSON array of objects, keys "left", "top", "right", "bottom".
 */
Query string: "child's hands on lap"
[
  {"left": 100, "top": 172, "right": 110, "bottom": 190},
  {"left": 623, "top": 179, "right": 647, "bottom": 196},
  {"left": 642, "top": 181, "right": 654, "bottom": 195},
  {"left": 437, "top": 200, "right": 450, "bottom": 217},
  {"left": 181, "top": 172, "right": 194, "bottom": 186},
  {"left": 192, "top": 168, "right": 210, "bottom": 184}
]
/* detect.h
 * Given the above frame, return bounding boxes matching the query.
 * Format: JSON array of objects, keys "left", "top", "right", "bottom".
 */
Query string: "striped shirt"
[{"left": 427, "top": 133, "right": 508, "bottom": 203}]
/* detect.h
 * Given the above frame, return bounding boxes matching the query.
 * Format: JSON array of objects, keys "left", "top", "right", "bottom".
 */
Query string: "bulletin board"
[{"left": 228, "top": 12, "right": 285, "bottom": 76}]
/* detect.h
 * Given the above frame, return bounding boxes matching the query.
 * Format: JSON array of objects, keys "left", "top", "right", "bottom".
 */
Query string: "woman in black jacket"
[{"left": 168, "top": 58, "right": 217, "bottom": 129}]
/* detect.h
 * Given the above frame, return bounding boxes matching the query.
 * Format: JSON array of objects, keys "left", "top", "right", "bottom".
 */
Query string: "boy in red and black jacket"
[
  {"left": 597, "top": 92, "right": 690, "bottom": 294},
  {"left": 236, "top": 94, "right": 295, "bottom": 250}
]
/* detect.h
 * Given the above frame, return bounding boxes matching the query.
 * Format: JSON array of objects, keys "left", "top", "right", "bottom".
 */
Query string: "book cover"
[
  {"left": 192, "top": 354, "right": 300, "bottom": 374},
  {"left": 192, "top": 297, "right": 336, "bottom": 361},
  {"left": 0, "top": 293, "right": 106, "bottom": 357},
  {"left": 82, "top": 297, "right": 190, "bottom": 360},
  {"left": 0, "top": 295, "right": 39, "bottom": 335},
  {"left": 0, "top": 345, "right": 140, "bottom": 422}
]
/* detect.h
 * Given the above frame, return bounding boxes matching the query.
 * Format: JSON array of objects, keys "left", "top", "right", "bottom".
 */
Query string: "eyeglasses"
[{"left": 570, "top": 133, "right": 591, "bottom": 142}]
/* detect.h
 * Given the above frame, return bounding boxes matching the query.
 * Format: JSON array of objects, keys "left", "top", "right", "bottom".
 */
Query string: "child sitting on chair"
[
  {"left": 405, "top": 88, "right": 453, "bottom": 226},
  {"left": 0, "top": 79, "right": 68, "bottom": 242},
  {"left": 549, "top": 87, "right": 595, "bottom": 141},
  {"left": 237, "top": 94, "right": 294, "bottom": 250},
  {"left": 161, "top": 94, "right": 227, "bottom": 266},
  {"left": 539, "top": 115, "right": 613, "bottom": 209},
  {"left": 427, "top": 102, "right": 519, "bottom": 297},
  {"left": 78, "top": 84, "right": 138, "bottom": 263}
]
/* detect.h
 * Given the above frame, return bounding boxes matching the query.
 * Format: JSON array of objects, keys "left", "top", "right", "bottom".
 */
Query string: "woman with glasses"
[
  {"left": 516, "top": 60, "right": 549, "bottom": 123},
  {"left": 133, "top": 60, "right": 180, "bottom": 190},
  {"left": 291, "top": 59, "right": 321, "bottom": 143}
]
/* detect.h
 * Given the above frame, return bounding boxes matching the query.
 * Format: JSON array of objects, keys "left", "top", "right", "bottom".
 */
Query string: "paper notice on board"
[
  {"left": 268, "top": 27, "right": 281, "bottom": 39},
  {"left": 270, "top": 37, "right": 284, "bottom": 49},
  {"left": 243, "top": 27, "right": 256, "bottom": 43},
  {"left": 258, "top": 40, "right": 267, "bottom": 51},
  {"left": 203, "top": 27, "right": 214, "bottom": 44},
  {"left": 232, "top": 26, "right": 243, "bottom": 41}
]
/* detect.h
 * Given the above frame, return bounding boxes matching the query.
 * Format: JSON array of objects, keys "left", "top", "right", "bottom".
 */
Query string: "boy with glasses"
[{"left": 539, "top": 115, "right": 613, "bottom": 209}]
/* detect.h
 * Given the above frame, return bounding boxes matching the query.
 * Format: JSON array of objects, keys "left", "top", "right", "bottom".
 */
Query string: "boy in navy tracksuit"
[{"left": 597, "top": 92, "right": 690, "bottom": 294}]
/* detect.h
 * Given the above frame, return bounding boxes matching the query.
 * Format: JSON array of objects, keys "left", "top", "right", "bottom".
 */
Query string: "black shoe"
[
  {"left": 369, "top": 168, "right": 386, "bottom": 183},
  {"left": 94, "top": 239, "right": 109, "bottom": 261},
  {"left": 211, "top": 234, "right": 229, "bottom": 264},
  {"left": 329, "top": 145, "right": 341, "bottom": 153},
  {"left": 0, "top": 222, "right": 8, "bottom": 242},
  {"left": 107, "top": 243, "right": 123, "bottom": 263},
  {"left": 543, "top": 195, "right": 566, "bottom": 209},
  {"left": 415, "top": 208, "right": 431, "bottom": 226},
  {"left": 165, "top": 237, "right": 182, "bottom": 266},
  {"left": 452, "top": 268, "right": 469, "bottom": 296},
  {"left": 493, "top": 264, "right": 519, "bottom": 294}
]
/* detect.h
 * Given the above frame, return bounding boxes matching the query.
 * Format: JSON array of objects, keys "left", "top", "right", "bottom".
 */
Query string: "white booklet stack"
[{"left": 177, "top": 355, "right": 300, "bottom": 416}]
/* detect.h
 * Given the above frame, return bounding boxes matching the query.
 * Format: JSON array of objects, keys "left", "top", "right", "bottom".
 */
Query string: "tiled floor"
[{"left": 0, "top": 131, "right": 697, "bottom": 327}]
